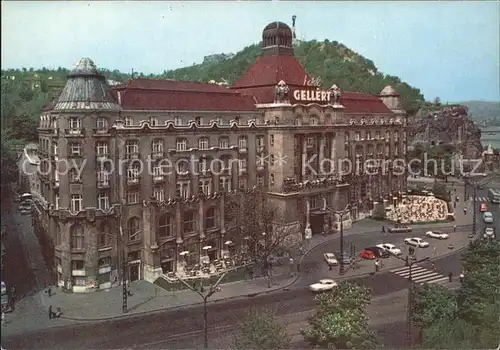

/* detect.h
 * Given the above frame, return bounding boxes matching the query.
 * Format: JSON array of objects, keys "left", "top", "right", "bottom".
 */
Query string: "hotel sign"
[{"left": 293, "top": 88, "right": 332, "bottom": 102}]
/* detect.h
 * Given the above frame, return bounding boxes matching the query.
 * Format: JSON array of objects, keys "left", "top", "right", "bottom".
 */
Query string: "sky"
[{"left": 1, "top": 1, "right": 499, "bottom": 102}]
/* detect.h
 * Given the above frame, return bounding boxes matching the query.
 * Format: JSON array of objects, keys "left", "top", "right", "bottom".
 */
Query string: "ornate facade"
[{"left": 34, "top": 21, "right": 407, "bottom": 292}]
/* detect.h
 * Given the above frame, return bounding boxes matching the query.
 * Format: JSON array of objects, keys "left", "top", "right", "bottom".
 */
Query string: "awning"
[{"left": 311, "top": 209, "right": 328, "bottom": 215}]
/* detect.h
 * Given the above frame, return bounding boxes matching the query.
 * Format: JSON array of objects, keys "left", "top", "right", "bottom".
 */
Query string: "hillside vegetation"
[
  {"left": 458, "top": 101, "right": 500, "bottom": 126},
  {"left": 1, "top": 39, "right": 426, "bottom": 187}
]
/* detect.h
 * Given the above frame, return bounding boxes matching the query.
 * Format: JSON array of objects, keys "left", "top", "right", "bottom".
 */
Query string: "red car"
[{"left": 359, "top": 250, "right": 376, "bottom": 260}]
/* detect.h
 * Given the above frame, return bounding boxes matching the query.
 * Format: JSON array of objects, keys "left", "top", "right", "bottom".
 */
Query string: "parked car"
[
  {"left": 484, "top": 228, "right": 495, "bottom": 239},
  {"left": 338, "top": 252, "right": 350, "bottom": 265},
  {"left": 376, "top": 243, "right": 402, "bottom": 256},
  {"left": 365, "top": 246, "right": 390, "bottom": 258},
  {"left": 425, "top": 231, "right": 449, "bottom": 239},
  {"left": 323, "top": 253, "right": 338, "bottom": 266},
  {"left": 404, "top": 237, "right": 430, "bottom": 248},
  {"left": 359, "top": 250, "right": 377, "bottom": 260},
  {"left": 480, "top": 203, "right": 488, "bottom": 212},
  {"left": 483, "top": 212, "right": 494, "bottom": 224},
  {"left": 388, "top": 225, "right": 413, "bottom": 233},
  {"left": 309, "top": 279, "right": 338, "bottom": 292}
]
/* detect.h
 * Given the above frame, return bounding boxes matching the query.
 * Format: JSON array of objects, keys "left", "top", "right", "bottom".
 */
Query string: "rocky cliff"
[{"left": 409, "top": 105, "right": 483, "bottom": 158}]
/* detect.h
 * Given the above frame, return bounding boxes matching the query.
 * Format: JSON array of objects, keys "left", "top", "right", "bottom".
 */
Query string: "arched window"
[
  {"left": 99, "top": 222, "right": 110, "bottom": 247},
  {"left": 205, "top": 207, "right": 216, "bottom": 229},
  {"left": 70, "top": 224, "right": 84, "bottom": 250},
  {"left": 127, "top": 217, "right": 141, "bottom": 242},
  {"left": 158, "top": 214, "right": 173, "bottom": 237}
]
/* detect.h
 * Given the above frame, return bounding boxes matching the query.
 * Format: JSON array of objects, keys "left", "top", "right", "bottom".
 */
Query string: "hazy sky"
[{"left": 2, "top": 1, "right": 499, "bottom": 102}]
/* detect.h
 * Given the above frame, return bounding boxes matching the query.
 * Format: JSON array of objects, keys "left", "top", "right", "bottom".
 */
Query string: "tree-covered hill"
[{"left": 163, "top": 40, "right": 425, "bottom": 113}]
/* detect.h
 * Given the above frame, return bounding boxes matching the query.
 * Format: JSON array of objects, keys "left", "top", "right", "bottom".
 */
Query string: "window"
[
  {"left": 270, "top": 135, "right": 274, "bottom": 147},
  {"left": 70, "top": 194, "right": 83, "bottom": 212},
  {"left": 127, "top": 162, "right": 140, "bottom": 182},
  {"left": 219, "top": 176, "right": 231, "bottom": 192},
  {"left": 239, "top": 159, "right": 247, "bottom": 171},
  {"left": 310, "top": 117, "right": 319, "bottom": 125},
  {"left": 257, "top": 174, "right": 265, "bottom": 187},
  {"left": 124, "top": 116, "right": 133, "bottom": 126},
  {"left": 125, "top": 140, "right": 139, "bottom": 157},
  {"left": 152, "top": 139, "right": 164, "bottom": 154},
  {"left": 177, "top": 159, "right": 189, "bottom": 174},
  {"left": 152, "top": 163, "right": 164, "bottom": 179},
  {"left": 97, "top": 171, "right": 109, "bottom": 186},
  {"left": 96, "top": 141, "right": 108, "bottom": 156},
  {"left": 70, "top": 224, "right": 84, "bottom": 250},
  {"left": 153, "top": 186, "right": 164, "bottom": 202},
  {"left": 355, "top": 132, "right": 361, "bottom": 141},
  {"left": 375, "top": 131, "right": 381, "bottom": 140},
  {"left": 69, "top": 143, "right": 82, "bottom": 156},
  {"left": 219, "top": 137, "right": 229, "bottom": 149},
  {"left": 238, "top": 137, "right": 247, "bottom": 149},
  {"left": 195, "top": 116, "right": 203, "bottom": 125},
  {"left": 176, "top": 139, "right": 187, "bottom": 151},
  {"left": 345, "top": 133, "right": 350, "bottom": 142},
  {"left": 69, "top": 117, "right": 81, "bottom": 130},
  {"left": 53, "top": 144, "right": 58, "bottom": 156},
  {"left": 238, "top": 177, "right": 247, "bottom": 190},
  {"left": 366, "top": 132, "right": 371, "bottom": 140},
  {"left": 183, "top": 211, "right": 195, "bottom": 233},
  {"left": 394, "top": 132, "right": 399, "bottom": 142},
  {"left": 198, "top": 179, "right": 211, "bottom": 195},
  {"left": 99, "top": 257, "right": 111, "bottom": 267},
  {"left": 205, "top": 207, "right": 216, "bottom": 229},
  {"left": 174, "top": 117, "right": 182, "bottom": 126},
  {"left": 55, "top": 193, "right": 60, "bottom": 210},
  {"left": 385, "top": 131, "right": 390, "bottom": 140},
  {"left": 99, "top": 223, "right": 110, "bottom": 247},
  {"left": 257, "top": 136, "right": 264, "bottom": 152},
  {"left": 176, "top": 182, "right": 190, "bottom": 198},
  {"left": 127, "top": 217, "right": 141, "bottom": 242},
  {"left": 216, "top": 117, "right": 223, "bottom": 125},
  {"left": 270, "top": 154, "right": 275, "bottom": 166},
  {"left": 270, "top": 174, "right": 275, "bottom": 186},
  {"left": 158, "top": 214, "right": 173, "bottom": 237},
  {"left": 150, "top": 116, "right": 159, "bottom": 126},
  {"left": 198, "top": 138, "right": 209, "bottom": 150},
  {"left": 69, "top": 169, "right": 81, "bottom": 182},
  {"left": 96, "top": 117, "right": 108, "bottom": 130},
  {"left": 97, "top": 192, "right": 109, "bottom": 210},
  {"left": 72, "top": 260, "right": 85, "bottom": 270},
  {"left": 127, "top": 190, "right": 140, "bottom": 204},
  {"left": 307, "top": 136, "right": 314, "bottom": 146},
  {"left": 198, "top": 157, "right": 210, "bottom": 174}
]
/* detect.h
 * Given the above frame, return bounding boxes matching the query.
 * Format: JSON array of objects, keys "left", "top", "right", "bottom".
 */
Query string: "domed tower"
[
  {"left": 379, "top": 85, "right": 401, "bottom": 111},
  {"left": 262, "top": 21, "right": 294, "bottom": 57},
  {"left": 54, "top": 57, "right": 121, "bottom": 111}
]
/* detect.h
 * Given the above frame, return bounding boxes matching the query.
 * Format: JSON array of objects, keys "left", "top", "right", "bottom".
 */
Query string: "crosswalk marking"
[
  {"left": 473, "top": 197, "right": 489, "bottom": 203},
  {"left": 390, "top": 265, "right": 451, "bottom": 285}
]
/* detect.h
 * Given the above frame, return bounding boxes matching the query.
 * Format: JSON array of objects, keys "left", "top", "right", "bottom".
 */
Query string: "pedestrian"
[
  {"left": 459, "top": 272, "right": 465, "bottom": 284},
  {"left": 48, "top": 305, "right": 53, "bottom": 319},
  {"left": 448, "top": 272, "right": 453, "bottom": 282},
  {"left": 463, "top": 207, "right": 467, "bottom": 215},
  {"left": 375, "top": 259, "right": 380, "bottom": 273},
  {"left": 432, "top": 262, "right": 437, "bottom": 272},
  {"left": 405, "top": 256, "right": 409, "bottom": 266},
  {"left": 453, "top": 224, "right": 457, "bottom": 232},
  {"left": 297, "top": 263, "right": 300, "bottom": 272},
  {"left": 47, "top": 286, "right": 52, "bottom": 297}
]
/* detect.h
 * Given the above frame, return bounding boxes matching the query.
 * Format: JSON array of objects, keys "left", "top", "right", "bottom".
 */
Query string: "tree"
[
  {"left": 302, "top": 282, "right": 378, "bottom": 349},
  {"left": 232, "top": 309, "right": 291, "bottom": 349},
  {"left": 411, "top": 283, "right": 458, "bottom": 330},
  {"left": 225, "top": 189, "right": 301, "bottom": 271}
]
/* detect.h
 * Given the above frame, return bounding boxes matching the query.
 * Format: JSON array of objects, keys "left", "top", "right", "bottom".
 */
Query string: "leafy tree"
[
  {"left": 232, "top": 309, "right": 291, "bottom": 349},
  {"left": 302, "top": 282, "right": 378, "bottom": 349},
  {"left": 411, "top": 283, "right": 458, "bottom": 329}
]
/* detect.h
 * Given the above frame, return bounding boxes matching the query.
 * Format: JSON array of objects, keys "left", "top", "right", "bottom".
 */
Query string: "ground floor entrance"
[{"left": 129, "top": 264, "right": 140, "bottom": 282}]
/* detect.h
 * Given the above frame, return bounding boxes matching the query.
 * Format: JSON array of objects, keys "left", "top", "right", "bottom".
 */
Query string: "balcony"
[
  {"left": 64, "top": 129, "right": 84, "bottom": 137},
  {"left": 153, "top": 175, "right": 165, "bottom": 183},
  {"left": 97, "top": 180, "right": 110, "bottom": 189},
  {"left": 96, "top": 153, "right": 109, "bottom": 162},
  {"left": 307, "top": 143, "right": 314, "bottom": 149},
  {"left": 93, "top": 128, "right": 110, "bottom": 136},
  {"left": 98, "top": 266, "right": 112, "bottom": 274},
  {"left": 72, "top": 269, "right": 86, "bottom": 277},
  {"left": 151, "top": 151, "right": 164, "bottom": 160},
  {"left": 126, "top": 152, "right": 140, "bottom": 160},
  {"left": 127, "top": 177, "right": 140, "bottom": 185},
  {"left": 238, "top": 147, "right": 247, "bottom": 154}
]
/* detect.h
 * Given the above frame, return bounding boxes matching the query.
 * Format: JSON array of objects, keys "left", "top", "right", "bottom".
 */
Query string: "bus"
[{"left": 488, "top": 188, "right": 500, "bottom": 204}]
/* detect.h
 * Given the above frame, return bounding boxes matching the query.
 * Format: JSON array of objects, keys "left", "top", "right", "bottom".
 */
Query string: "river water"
[{"left": 479, "top": 126, "right": 500, "bottom": 150}]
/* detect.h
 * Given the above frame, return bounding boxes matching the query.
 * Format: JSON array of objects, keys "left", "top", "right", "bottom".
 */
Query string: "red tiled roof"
[
  {"left": 114, "top": 89, "right": 256, "bottom": 111},
  {"left": 122, "top": 78, "right": 235, "bottom": 93},
  {"left": 232, "top": 55, "right": 311, "bottom": 89}
]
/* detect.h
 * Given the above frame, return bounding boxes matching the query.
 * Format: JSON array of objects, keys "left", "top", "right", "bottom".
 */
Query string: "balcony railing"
[
  {"left": 71, "top": 269, "right": 86, "bottom": 277},
  {"left": 153, "top": 175, "right": 165, "bottom": 182},
  {"left": 238, "top": 146, "right": 247, "bottom": 154},
  {"left": 93, "top": 128, "right": 110, "bottom": 135},
  {"left": 126, "top": 152, "right": 140, "bottom": 159},
  {"left": 65, "top": 128, "right": 84, "bottom": 136},
  {"left": 127, "top": 177, "right": 140, "bottom": 185},
  {"left": 97, "top": 180, "right": 110, "bottom": 188},
  {"left": 151, "top": 151, "right": 164, "bottom": 160}
]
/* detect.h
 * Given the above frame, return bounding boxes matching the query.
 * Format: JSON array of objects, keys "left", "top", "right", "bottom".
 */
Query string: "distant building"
[{"left": 17, "top": 143, "right": 41, "bottom": 196}]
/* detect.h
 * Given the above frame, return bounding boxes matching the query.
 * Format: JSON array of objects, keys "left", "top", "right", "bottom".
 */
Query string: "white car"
[
  {"left": 425, "top": 231, "right": 449, "bottom": 240},
  {"left": 376, "top": 243, "right": 402, "bottom": 256},
  {"left": 323, "top": 253, "right": 338, "bottom": 266},
  {"left": 404, "top": 237, "right": 430, "bottom": 248},
  {"left": 484, "top": 228, "right": 495, "bottom": 238},
  {"left": 309, "top": 279, "right": 338, "bottom": 292}
]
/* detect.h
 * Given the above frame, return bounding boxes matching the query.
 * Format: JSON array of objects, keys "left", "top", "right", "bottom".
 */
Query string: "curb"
[{"left": 59, "top": 274, "right": 300, "bottom": 323}]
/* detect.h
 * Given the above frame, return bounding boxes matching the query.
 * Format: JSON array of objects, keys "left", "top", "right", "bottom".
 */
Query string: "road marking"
[{"left": 390, "top": 266, "right": 450, "bottom": 286}]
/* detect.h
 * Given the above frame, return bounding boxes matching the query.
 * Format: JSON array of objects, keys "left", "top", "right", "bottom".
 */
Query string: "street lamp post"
[
  {"left": 176, "top": 272, "right": 227, "bottom": 349},
  {"left": 406, "top": 256, "right": 430, "bottom": 345},
  {"left": 328, "top": 203, "right": 354, "bottom": 275}
]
